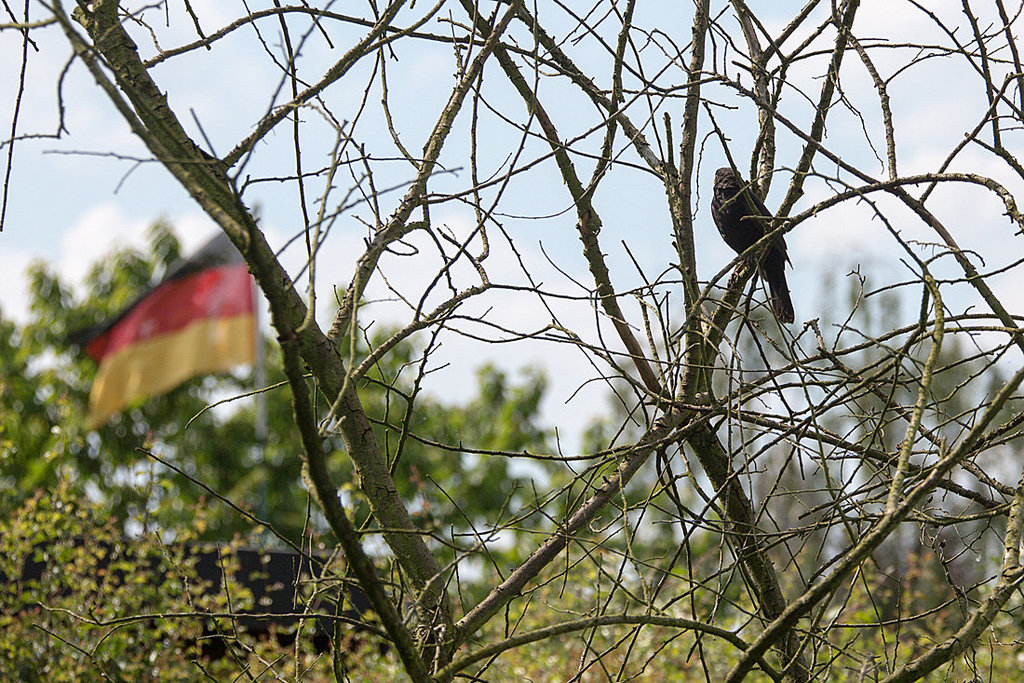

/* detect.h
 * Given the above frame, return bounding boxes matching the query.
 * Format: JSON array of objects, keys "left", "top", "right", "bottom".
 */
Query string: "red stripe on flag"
[{"left": 85, "top": 264, "right": 253, "bottom": 362}]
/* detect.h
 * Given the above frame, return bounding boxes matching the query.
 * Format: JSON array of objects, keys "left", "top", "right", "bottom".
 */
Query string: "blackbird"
[{"left": 710, "top": 167, "right": 794, "bottom": 323}]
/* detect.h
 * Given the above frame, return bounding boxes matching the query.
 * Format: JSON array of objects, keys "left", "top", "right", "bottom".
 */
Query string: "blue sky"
[{"left": 3, "top": 1, "right": 1022, "bottom": 440}]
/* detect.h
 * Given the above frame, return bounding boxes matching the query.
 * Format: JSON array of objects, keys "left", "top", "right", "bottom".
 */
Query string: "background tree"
[
  {"left": 2, "top": 223, "right": 555, "bottom": 547},
  {"left": 5, "top": 1, "right": 1024, "bottom": 681}
]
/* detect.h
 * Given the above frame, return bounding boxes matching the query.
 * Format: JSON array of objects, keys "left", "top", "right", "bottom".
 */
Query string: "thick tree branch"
[{"left": 62, "top": 0, "right": 451, "bottom": 659}]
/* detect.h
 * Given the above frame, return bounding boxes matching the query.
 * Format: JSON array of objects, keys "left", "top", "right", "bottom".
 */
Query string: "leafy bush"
[{"left": 0, "top": 480, "right": 356, "bottom": 681}]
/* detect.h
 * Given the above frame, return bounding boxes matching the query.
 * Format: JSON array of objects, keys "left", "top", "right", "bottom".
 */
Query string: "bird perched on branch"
[{"left": 710, "top": 167, "right": 794, "bottom": 323}]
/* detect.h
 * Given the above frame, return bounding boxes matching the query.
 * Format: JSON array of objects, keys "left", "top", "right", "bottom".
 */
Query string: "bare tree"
[{"left": 7, "top": 0, "right": 1024, "bottom": 680}]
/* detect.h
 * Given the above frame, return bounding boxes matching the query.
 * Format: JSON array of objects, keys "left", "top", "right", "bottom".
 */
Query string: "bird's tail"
[{"left": 762, "top": 260, "right": 794, "bottom": 324}]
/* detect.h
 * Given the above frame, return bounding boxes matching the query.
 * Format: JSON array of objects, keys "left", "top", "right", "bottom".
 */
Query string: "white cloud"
[
  {"left": 291, "top": 209, "right": 613, "bottom": 441},
  {"left": 60, "top": 203, "right": 150, "bottom": 283},
  {"left": 8, "top": 0, "right": 1023, "bottom": 450},
  {"left": 172, "top": 213, "right": 223, "bottom": 253},
  {"left": 0, "top": 247, "right": 33, "bottom": 321},
  {"left": 52, "top": 203, "right": 228, "bottom": 294}
]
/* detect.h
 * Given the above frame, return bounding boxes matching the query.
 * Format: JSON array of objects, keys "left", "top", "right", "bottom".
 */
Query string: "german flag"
[{"left": 74, "top": 233, "right": 256, "bottom": 427}]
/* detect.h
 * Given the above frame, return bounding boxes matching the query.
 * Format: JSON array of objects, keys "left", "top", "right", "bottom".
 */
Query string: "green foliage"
[
  {"left": 0, "top": 220, "right": 562, "bottom": 676},
  {"left": 2, "top": 220, "right": 267, "bottom": 538},
  {"left": 4, "top": 223, "right": 1023, "bottom": 681},
  {"left": 0, "top": 479, "right": 351, "bottom": 680},
  {"left": 383, "top": 547, "right": 1021, "bottom": 681},
  {"left": 5, "top": 483, "right": 1019, "bottom": 681},
  {"left": 1, "top": 220, "right": 556, "bottom": 548}
]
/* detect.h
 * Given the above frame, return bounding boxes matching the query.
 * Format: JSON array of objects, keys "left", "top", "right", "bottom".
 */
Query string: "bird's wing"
[
  {"left": 742, "top": 182, "right": 790, "bottom": 264},
  {"left": 742, "top": 184, "right": 772, "bottom": 221}
]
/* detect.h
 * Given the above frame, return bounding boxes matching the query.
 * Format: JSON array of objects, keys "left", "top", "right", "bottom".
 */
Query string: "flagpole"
[
  {"left": 253, "top": 278, "right": 268, "bottom": 446},
  {"left": 252, "top": 278, "right": 269, "bottom": 523}
]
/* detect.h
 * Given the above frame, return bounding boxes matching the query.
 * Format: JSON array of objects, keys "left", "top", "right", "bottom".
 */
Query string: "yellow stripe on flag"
[{"left": 89, "top": 313, "right": 255, "bottom": 427}]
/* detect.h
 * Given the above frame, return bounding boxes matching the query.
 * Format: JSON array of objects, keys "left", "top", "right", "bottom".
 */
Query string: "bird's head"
[{"left": 714, "top": 167, "right": 739, "bottom": 187}]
